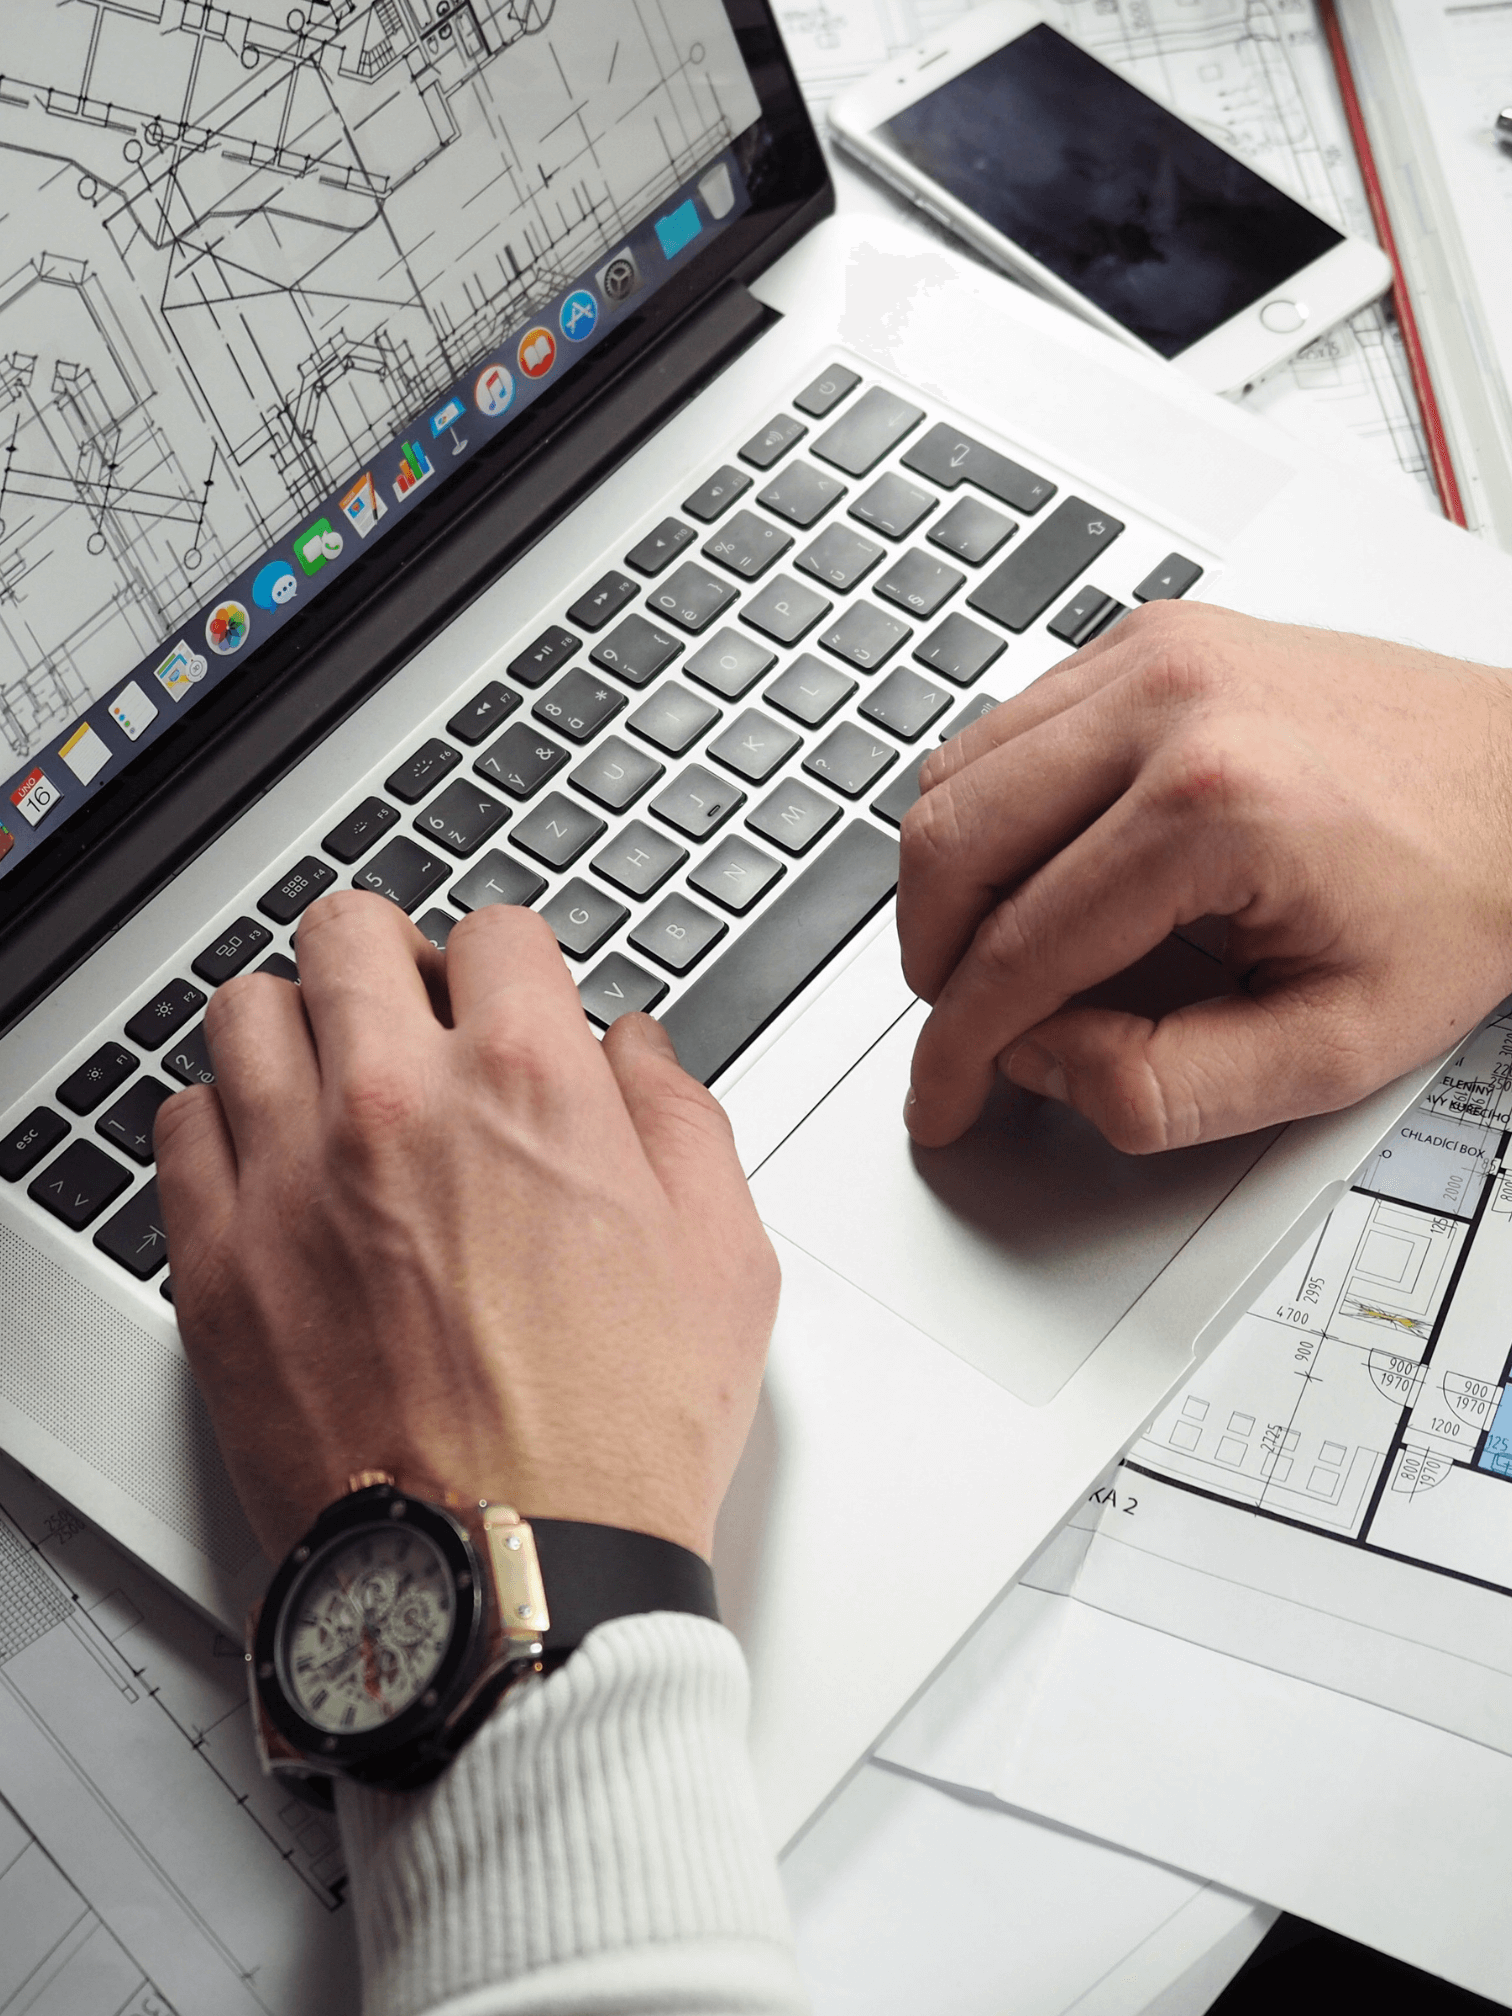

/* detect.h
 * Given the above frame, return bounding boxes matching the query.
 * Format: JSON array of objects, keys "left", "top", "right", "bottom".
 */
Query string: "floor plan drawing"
[
  {"left": 0, "top": 1446, "right": 352, "bottom": 2014},
  {"left": 0, "top": 0, "right": 759, "bottom": 768}
]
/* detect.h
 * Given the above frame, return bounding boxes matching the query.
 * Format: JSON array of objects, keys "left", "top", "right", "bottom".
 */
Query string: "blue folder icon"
[{"left": 655, "top": 199, "right": 703, "bottom": 261}]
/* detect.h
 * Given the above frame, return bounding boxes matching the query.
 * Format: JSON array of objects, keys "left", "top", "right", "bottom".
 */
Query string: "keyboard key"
[
  {"left": 795, "top": 523, "right": 885, "bottom": 593},
  {"left": 707, "top": 709, "right": 801, "bottom": 785},
  {"left": 532, "top": 667, "right": 626, "bottom": 743},
  {"left": 738, "top": 415, "right": 806, "bottom": 469},
  {"left": 591, "top": 819, "right": 688, "bottom": 900},
  {"left": 569, "top": 734, "right": 663, "bottom": 812},
  {"left": 684, "top": 630, "right": 774, "bottom": 702},
  {"left": 803, "top": 722, "right": 897, "bottom": 797},
  {"left": 875, "top": 549, "right": 965, "bottom": 619},
  {"left": 257, "top": 856, "right": 337, "bottom": 925},
  {"left": 645, "top": 561, "right": 739, "bottom": 635},
  {"left": 913, "top": 612, "right": 1006, "bottom": 686},
  {"left": 701, "top": 509, "right": 794, "bottom": 580},
  {"left": 447, "top": 681, "right": 521, "bottom": 745},
  {"left": 649, "top": 762, "right": 745, "bottom": 843},
  {"left": 124, "top": 979, "right": 206, "bottom": 1051},
  {"left": 941, "top": 693, "right": 1001, "bottom": 739},
  {"left": 475, "top": 723, "right": 570, "bottom": 799},
  {"left": 968, "top": 498, "right": 1124, "bottom": 633},
  {"left": 96, "top": 1077, "right": 172, "bottom": 1166},
  {"left": 812, "top": 386, "right": 924, "bottom": 476},
  {"left": 902, "top": 423, "right": 1056, "bottom": 513},
  {"left": 746, "top": 777, "right": 842, "bottom": 856},
  {"left": 566, "top": 571, "right": 638, "bottom": 632},
  {"left": 928, "top": 496, "right": 1016, "bottom": 564},
  {"left": 850, "top": 472, "right": 936, "bottom": 540},
  {"left": 94, "top": 1177, "right": 169, "bottom": 1280},
  {"left": 763, "top": 654, "right": 856, "bottom": 728},
  {"left": 162, "top": 1023, "right": 216, "bottom": 1088},
  {"left": 541, "top": 878, "right": 629, "bottom": 960},
  {"left": 1134, "top": 553, "right": 1204, "bottom": 602},
  {"left": 28, "top": 1138, "right": 131, "bottom": 1230},
  {"left": 415, "top": 909, "right": 455, "bottom": 951},
  {"left": 412, "top": 779, "right": 510, "bottom": 857},
  {"left": 793, "top": 364, "right": 861, "bottom": 418},
  {"left": 818, "top": 601, "right": 911, "bottom": 672},
  {"left": 58, "top": 1043, "right": 137, "bottom": 1116},
  {"left": 661, "top": 820, "right": 899, "bottom": 1085},
  {"left": 0, "top": 1106, "right": 68, "bottom": 1183},
  {"left": 1048, "top": 585, "right": 1126, "bottom": 648},
  {"left": 627, "top": 680, "right": 723, "bottom": 754},
  {"left": 510, "top": 791, "right": 605, "bottom": 870},
  {"left": 756, "top": 462, "right": 847, "bottom": 529},
  {"left": 258, "top": 953, "right": 300, "bottom": 983},
  {"left": 741, "top": 575, "right": 831, "bottom": 646},
  {"left": 625, "top": 518, "right": 696, "bottom": 576},
  {"left": 689, "top": 834, "right": 785, "bottom": 915},
  {"left": 579, "top": 951, "right": 669, "bottom": 1029},
  {"left": 322, "top": 795, "right": 398, "bottom": 863},
  {"left": 590, "top": 613, "right": 682, "bottom": 687},
  {"left": 682, "top": 465, "right": 752, "bottom": 523},
  {"left": 508, "top": 626, "right": 580, "bottom": 688},
  {"left": 385, "top": 738, "right": 462, "bottom": 805},
  {"left": 192, "top": 916, "right": 274, "bottom": 986},
  {"left": 450, "top": 851, "right": 547, "bottom": 913},
  {"left": 630, "top": 893, "right": 728, "bottom": 974},
  {"left": 353, "top": 838, "right": 450, "bottom": 913},
  {"left": 870, "top": 750, "right": 931, "bottom": 829},
  {"left": 860, "top": 666, "right": 952, "bottom": 742}
]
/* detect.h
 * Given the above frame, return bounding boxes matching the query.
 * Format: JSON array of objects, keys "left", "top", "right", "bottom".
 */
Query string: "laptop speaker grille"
[{"left": 0, "top": 1221, "right": 258, "bottom": 1573}]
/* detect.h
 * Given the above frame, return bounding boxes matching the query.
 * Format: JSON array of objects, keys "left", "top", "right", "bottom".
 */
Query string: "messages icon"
[{"left": 252, "top": 560, "right": 298, "bottom": 610}]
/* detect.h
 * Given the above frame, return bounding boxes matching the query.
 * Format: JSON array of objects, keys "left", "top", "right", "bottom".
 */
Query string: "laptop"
[{"left": 2, "top": 0, "right": 1509, "bottom": 1852}]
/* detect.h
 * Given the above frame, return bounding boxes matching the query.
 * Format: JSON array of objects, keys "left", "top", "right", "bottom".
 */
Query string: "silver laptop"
[{"left": 2, "top": 0, "right": 1509, "bottom": 1854}]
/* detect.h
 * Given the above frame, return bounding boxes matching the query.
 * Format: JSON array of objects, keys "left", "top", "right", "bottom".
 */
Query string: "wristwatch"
[{"left": 246, "top": 1472, "right": 717, "bottom": 1802}]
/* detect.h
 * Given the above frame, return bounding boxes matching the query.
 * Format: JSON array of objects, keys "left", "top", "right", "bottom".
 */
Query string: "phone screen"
[{"left": 878, "top": 24, "right": 1342, "bottom": 358}]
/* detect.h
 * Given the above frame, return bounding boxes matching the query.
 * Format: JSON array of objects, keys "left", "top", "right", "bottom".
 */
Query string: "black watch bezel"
[{"left": 253, "top": 1483, "right": 488, "bottom": 1773}]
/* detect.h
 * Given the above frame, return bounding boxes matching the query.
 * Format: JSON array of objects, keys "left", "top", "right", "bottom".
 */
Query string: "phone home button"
[{"left": 1259, "top": 297, "right": 1307, "bottom": 335}]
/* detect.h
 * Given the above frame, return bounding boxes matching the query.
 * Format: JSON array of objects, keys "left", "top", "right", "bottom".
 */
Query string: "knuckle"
[
  {"left": 335, "top": 1061, "right": 426, "bottom": 1152},
  {"left": 971, "top": 896, "right": 1033, "bottom": 982},
  {"left": 152, "top": 1084, "right": 216, "bottom": 1162},
  {"left": 899, "top": 781, "right": 964, "bottom": 883},
  {"left": 297, "top": 886, "right": 376, "bottom": 939}
]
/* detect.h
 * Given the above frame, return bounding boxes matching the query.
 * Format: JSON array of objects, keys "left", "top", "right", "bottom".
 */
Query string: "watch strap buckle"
[{"left": 481, "top": 1503, "right": 551, "bottom": 1646}]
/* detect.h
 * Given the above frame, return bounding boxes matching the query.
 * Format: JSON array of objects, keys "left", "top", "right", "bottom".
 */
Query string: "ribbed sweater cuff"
[{"left": 337, "top": 1613, "right": 807, "bottom": 2016}]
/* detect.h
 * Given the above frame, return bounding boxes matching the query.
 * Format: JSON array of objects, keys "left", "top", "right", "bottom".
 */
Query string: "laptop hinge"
[{"left": 0, "top": 281, "right": 779, "bottom": 1036}]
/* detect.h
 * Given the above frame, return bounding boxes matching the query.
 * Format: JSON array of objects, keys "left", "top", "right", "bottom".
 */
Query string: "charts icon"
[{"left": 475, "top": 362, "right": 515, "bottom": 417}]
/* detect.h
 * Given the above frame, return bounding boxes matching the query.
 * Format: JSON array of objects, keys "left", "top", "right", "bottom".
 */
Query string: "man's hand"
[
  {"left": 899, "top": 601, "right": 1512, "bottom": 1151},
  {"left": 153, "top": 893, "right": 778, "bottom": 1564}
]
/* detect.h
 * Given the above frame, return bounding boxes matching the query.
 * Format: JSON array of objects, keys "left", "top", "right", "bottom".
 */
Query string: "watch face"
[{"left": 277, "top": 1522, "right": 457, "bottom": 1733}]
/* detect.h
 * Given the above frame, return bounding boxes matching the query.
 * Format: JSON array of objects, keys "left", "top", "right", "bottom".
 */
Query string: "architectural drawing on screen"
[
  {"left": 1132, "top": 1010, "right": 1512, "bottom": 1596},
  {"left": 0, "top": 0, "right": 758, "bottom": 763}
]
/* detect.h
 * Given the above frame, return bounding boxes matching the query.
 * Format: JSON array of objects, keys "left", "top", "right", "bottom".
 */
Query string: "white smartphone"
[{"left": 828, "top": 1, "right": 1391, "bottom": 394}]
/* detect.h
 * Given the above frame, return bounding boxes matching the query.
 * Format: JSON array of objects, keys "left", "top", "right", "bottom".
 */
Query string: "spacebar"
[{"left": 661, "top": 819, "right": 900, "bottom": 1085}]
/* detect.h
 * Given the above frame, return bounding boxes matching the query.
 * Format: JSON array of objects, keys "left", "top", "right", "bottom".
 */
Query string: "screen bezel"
[{"left": 0, "top": 1, "right": 829, "bottom": 1025}]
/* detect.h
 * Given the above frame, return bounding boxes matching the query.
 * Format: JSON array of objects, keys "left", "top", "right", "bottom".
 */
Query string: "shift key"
[{"left": 966, "top": 498, "right": 1124, "bottom": 634}]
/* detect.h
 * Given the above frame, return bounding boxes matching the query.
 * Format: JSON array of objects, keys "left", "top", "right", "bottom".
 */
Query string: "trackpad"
[{"left": 750, "top": 1007, "right": 1279, "bottom": 1405}]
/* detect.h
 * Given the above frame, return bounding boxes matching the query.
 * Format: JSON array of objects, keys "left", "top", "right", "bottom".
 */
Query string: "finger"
[
  {"left": 153, "top": 1082, "right": 238, "bottom": 1261},
  {"left": 600, "top": 1014, "right": 754, "bottom": 1222},
  {"left": 904, "top": 779, "right": 1245, "bottom": 1146},
  {"left": 998, "top": 980, "right": 1381, "bottom": 1151},
  {"left": 898, "top": 687, "right": 1142, "bottom": 1002},
  {"left": 444, "top": 899, "right": 592, "bottom": 1037},
  {"left": 293, "top": 890, "right": 441, "bottom": 1075},
  {"left": 200, "top": 970, "right": 320, "bottom": 1161}
]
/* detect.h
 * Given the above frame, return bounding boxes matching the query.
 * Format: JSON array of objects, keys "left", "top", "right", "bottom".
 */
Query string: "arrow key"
[
  {"left": 579, "top": 951, "right": 668, "bottom": 1030},
  {"left": 1134, "top": 552, "right": 1204, "bottom": 602}
]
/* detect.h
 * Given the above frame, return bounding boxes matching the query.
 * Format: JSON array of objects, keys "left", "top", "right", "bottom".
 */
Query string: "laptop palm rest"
[{"left": 750, "top": 1008, "right": 1281, "bottom": 1406}]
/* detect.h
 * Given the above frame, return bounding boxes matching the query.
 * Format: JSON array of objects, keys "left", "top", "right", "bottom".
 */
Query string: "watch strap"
[{"left": 527, "top": 1518, "right": 718, "bottom": 1652}]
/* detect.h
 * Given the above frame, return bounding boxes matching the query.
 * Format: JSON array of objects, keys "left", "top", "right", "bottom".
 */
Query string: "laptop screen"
[{"left": 0, "top": 2, "right": 813, "bottom": 929}]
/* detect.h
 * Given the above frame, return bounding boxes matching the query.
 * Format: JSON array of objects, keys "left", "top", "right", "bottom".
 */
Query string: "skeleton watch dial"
[{"left": 277, "top": 1523, "right": 456, "bottom": 1734}]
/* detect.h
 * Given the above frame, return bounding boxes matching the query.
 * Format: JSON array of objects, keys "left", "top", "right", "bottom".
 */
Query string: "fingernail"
[{"left": 1004, "top": 1041, "right": 1069, "bottom": 1106}]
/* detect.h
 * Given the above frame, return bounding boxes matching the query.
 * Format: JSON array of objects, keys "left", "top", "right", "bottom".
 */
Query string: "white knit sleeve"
[{"left": 336, "top": 1613, "right": 810, "bottom": 2016}]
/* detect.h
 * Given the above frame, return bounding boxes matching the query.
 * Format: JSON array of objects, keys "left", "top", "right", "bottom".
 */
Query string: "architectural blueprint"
[
  {"left": 0, "top": 0, "right": 759, "bottom": 770},
  {"left": 775, "top": 0, "right": 1438, "bottom": 510},
  {"left": 0, "top": 1446, "right": 351, "bottom": 2014}
]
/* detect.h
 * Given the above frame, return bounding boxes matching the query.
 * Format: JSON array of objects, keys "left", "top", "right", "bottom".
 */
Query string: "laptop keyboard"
[{"left": 1, "top": 358, "right": 1208, "bottom": 1293}]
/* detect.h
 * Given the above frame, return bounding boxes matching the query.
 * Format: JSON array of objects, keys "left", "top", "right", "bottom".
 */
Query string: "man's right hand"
[{"left": 898, "top": 601, "right": 1512, "bottom": 1152}]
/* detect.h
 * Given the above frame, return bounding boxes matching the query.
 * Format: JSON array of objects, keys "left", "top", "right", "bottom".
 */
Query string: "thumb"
[
  {"left": 599, "top": 1014, "right": 756, "bottom": 1221},
  {"left": 1001, "top": 985, "right": 1380, "bottom": 1152}
]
